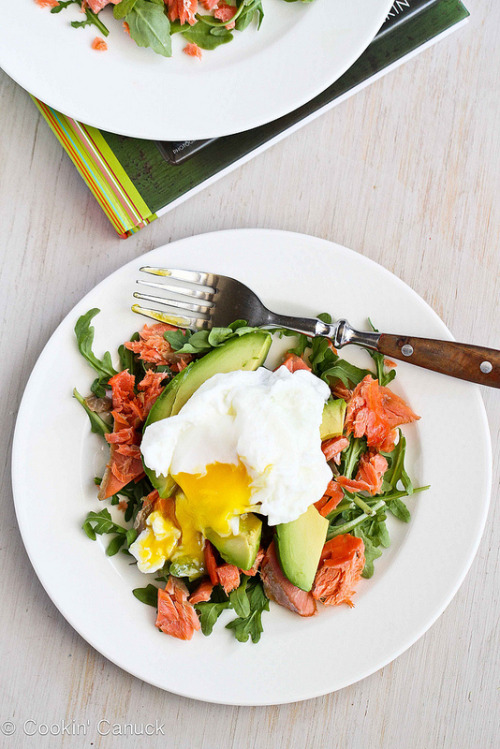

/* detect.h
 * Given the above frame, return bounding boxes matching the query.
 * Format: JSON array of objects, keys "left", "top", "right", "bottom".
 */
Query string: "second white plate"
[{"left": 0, "top": 0, "right": 392, "bottom": 139}]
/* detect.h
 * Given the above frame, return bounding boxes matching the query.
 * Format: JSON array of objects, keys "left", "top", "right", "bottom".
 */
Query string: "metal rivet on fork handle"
[
  {"left": 480, "top": 361, "right": 493, "bottom": 374},
  {"left": 401, "top": 344, "right": 414, "bottom": 357}
]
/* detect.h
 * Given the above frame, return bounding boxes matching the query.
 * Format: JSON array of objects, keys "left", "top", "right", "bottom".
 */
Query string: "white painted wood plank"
[{"left": 0, "top": 1, "right": 498, "bottom": 746}]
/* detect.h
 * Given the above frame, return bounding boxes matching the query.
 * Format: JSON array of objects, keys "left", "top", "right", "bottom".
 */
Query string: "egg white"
[{"left": 141, "top": 366, "right": 332, "bottom": 526}]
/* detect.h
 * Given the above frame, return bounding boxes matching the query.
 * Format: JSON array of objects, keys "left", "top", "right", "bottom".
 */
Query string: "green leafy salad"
[
  {"left": 44, "top": 0, "right": 315, "bottom": 59},
  {"left": 75, "top": 309, "right": 427, "bottom": 644}
]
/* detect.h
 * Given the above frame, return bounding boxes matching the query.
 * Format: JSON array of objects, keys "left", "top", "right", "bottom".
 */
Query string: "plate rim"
[{"left": 11, "top": 228, "right": 493, "bottom": 705}]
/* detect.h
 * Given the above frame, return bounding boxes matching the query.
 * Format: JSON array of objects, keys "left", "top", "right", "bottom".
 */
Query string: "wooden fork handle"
[{"left": 377, "top": 334, "right": 500, "bottom": 388}]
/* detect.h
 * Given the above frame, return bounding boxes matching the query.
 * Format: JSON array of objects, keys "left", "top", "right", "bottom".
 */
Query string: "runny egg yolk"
[
  {"left": 131, "top": 511, "right": 181, "bottom": 573},
  {"left": 173, "top": 461, "right": 253, "bottom": 553},
  {"left": 130, "top": 463, "right": 254, "bottom": 575}
]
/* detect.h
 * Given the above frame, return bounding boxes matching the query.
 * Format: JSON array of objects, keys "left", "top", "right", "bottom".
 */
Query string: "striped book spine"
[{"left": 33, "top": 99, "right": 155, "bottom": 237}]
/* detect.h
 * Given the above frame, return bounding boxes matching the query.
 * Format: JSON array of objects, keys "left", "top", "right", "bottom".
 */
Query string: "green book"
[{"left": 33, "top": 0, "right": 469, "bottom": 237}]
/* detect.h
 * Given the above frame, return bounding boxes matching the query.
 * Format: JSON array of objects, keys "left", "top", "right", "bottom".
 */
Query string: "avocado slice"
[
  {"left": 320, "top": 398, "right": 346, "bottom": 440},
  {"left": 206, "top": 513, "right": 262, "bottom": 570},
  {"left": 169, "top": 555, "right": 205, "bottom": 582},
  {"left": 275, "top": 504, "right": 328, "bottom": 592},
  {"left": 143, "top": 331, "right": 272, "bottom": 497}
]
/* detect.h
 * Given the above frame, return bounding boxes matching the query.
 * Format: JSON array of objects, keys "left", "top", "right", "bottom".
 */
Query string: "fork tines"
[
  {"left": 140, "top": 267, "right": 216, "bottom": 288},
  {"left": 132, "top": 267, "right": 217, "bottom": 330}
]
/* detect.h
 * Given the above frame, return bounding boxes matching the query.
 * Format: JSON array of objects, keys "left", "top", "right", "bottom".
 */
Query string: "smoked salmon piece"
[
  {"left": 138, "top": 369, "right": 168, "bottom": 417},
  {"left": 331, "top": 381, "right": 352, "bottom": 402},
  {"left": 204, "top": 542, "right": 220, "bottom": 586},
  {"left": 164, "top": 0, "right": 197, "bottom": 25},
  {"left": 86, "top": 0, "right": 120, "bottom": 12},
  {"left": 260, "top": 541, "right": 316, "bottom": 617},
  {"left": 213, "top": 1, "right": 237, "bottom": 26},
  {"left": 321, "top": 436, "right": 349, "bottom": 464},
  {"left": 312, "top": 534, "right": 365, "bottom": 607},
  {"left": 91, "top": 37, "right": 108, "bottom": 51},
  {"left": 189, "top": 579, "right": 214, "bottom": 604},
  {"left": 156, "top": 578, "right": 200, "bottom": 640},
  {"left": 217, "top": 564, "right": 241, "bottom": 595},
  {"left": 314, "top": 480, "right": 344, "bottom": 517},
  {"left": 125, "top": 323, "right": 193, "bottom": 371},
  {"left": 98, "top": 371, "right": 146, "bottom": 500},
  {"left": 356, "top": 450, "right": 387, "bottom": 494},
  {"left": 202, "top": 542, "right": 241, "bottom": 593},
  {"left": 98, "top": 444, "right": 145, "bottom": 500},
  {"left": 280, "top": 353, "right": 311, "bottom": 373},
  {"left": 336, "top": 450, "right": 388, "bottom": 496},
  {"left": 200, "top": 0, "right": 219, "bottom": 8},
  {"left": 35, "top": 0, "right": 59, "bottom": 7},
  {"left": 345, "top": 375, "right": 419, "bottom": 452},
  {"left": 183, "top": 43, "right": 202, "bottom": 60},
  {"left": 108, "top": 370, "right": 143, "bottom": 427},
  {"left": 99, "top": 369, "right": 168, "bottom": 500}
]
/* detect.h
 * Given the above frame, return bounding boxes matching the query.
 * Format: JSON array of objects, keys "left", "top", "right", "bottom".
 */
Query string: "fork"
[{"left": 132, "top": 267, "right": 500, "bottom": 389}]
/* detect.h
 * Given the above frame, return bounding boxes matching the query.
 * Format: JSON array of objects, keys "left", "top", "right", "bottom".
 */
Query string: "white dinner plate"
[
  {"left": 12, "top": 229, "right": 491, "bottom": 705},
  {"left": 0, "top": 0, "right": 393, "bottom": 140}
]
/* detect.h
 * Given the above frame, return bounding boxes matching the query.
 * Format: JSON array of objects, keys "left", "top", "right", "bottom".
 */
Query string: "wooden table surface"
[{"left": 1, "top": 1, "right": 499, "bottom": 746}]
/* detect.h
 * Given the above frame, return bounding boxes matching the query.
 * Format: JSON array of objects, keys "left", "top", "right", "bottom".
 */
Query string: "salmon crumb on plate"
[
  {"left": 91, "top": 37, "right": 108, "bottom": 51},
  {"left": 183, "top": 43, "right": 203, "bottom": 60}
]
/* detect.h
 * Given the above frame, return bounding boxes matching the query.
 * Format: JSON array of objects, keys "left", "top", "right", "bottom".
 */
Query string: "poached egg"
[{"left": 131, "top": 366, "right": 332, "bottom": 573}]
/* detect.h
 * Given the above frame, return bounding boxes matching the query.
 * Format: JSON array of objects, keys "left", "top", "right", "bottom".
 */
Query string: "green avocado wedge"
[
  {"left": 320, "top": 398, "right": 347, "bottom": 440},
  {"left": 206, "top": 513, "right": 262, "bottom": 570},
  {"left": 142, "top": 331, "right": 272, "bottom": 497},
  {"left": 275, "top": 504, "right": 328, "bottom": 592}
]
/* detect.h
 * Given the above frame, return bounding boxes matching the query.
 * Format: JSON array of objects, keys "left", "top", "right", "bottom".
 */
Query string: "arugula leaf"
[
  {"left": 225, "top": 578, "right": 269, "bottom": 643},
  {"left": 208, "top": 326, "right": 257, "bottom": 346},
  {"left": 235, "top": 0, "right": 264, "bottom": 31},
  {"left": 118, "top": 331, "right": 138, "bottom": 369},
  {"left": 327, "top": 499, "right": 386, "bottom": 540},
  {"left": 90, "top": 376, "right": 108, "bottom": 398},
  {"left": 83, "top": 508, "right": 119, "bottom": 539},
  {"left": 75, "top": 309, "right": 117, "bottom": 381},
  {"left": 165, "top": 323, "right": 267, "bottom": 353},
  {"left": 133, "top": 584, "right": 160, "bottom": 607},
  {"left": 340, "top": 437, "right": 366, "bottom": 479},
  {"left": 382, "top": 430, "right": 413, "bottom": 494},
  {"left": 126, "top": 0, "right": 172, "bottom": 57},
  {"left": 71, "top": 9, "right": 110, "bottom": 36},
  {"left": 387, "top": 497, "right": 411, "bottom": 523},
  {"left": 106, "top": 534, "right": 126, "bottom": 556},
  {"left": 321, "top": 359, "right": 372, "bottom": 389},
  {"left": 196, "top": 601, "right": 231, "bottom": 636},
  {"left": 353, "top": 527, "right": 383, "bottom": 578},
  {"left": 82, "top": 509, "right": 137, "bottom": 556},
  {"left": 73, "top": 388, "right": 111, "bottom": 437},
  {"left": 273, "top": 328, "right": 310, "bottom": 357},
  {"left": 114, "top": 0, "right": 139, "bottom": 19},
  {"left": 182, "top": 21, "right": 233, "bottom": 51},
  {"left": 309, "top": 336, "right": 334, "bottom": 372},
  {"left": 229, "top": 575, "right": 250, "bottom": 618},
  {"left": 164, "top": 328, "right": 192, "bottom": 350},
  {"left": 50, "top": 0, "right": 79, "bottom": 12}
]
